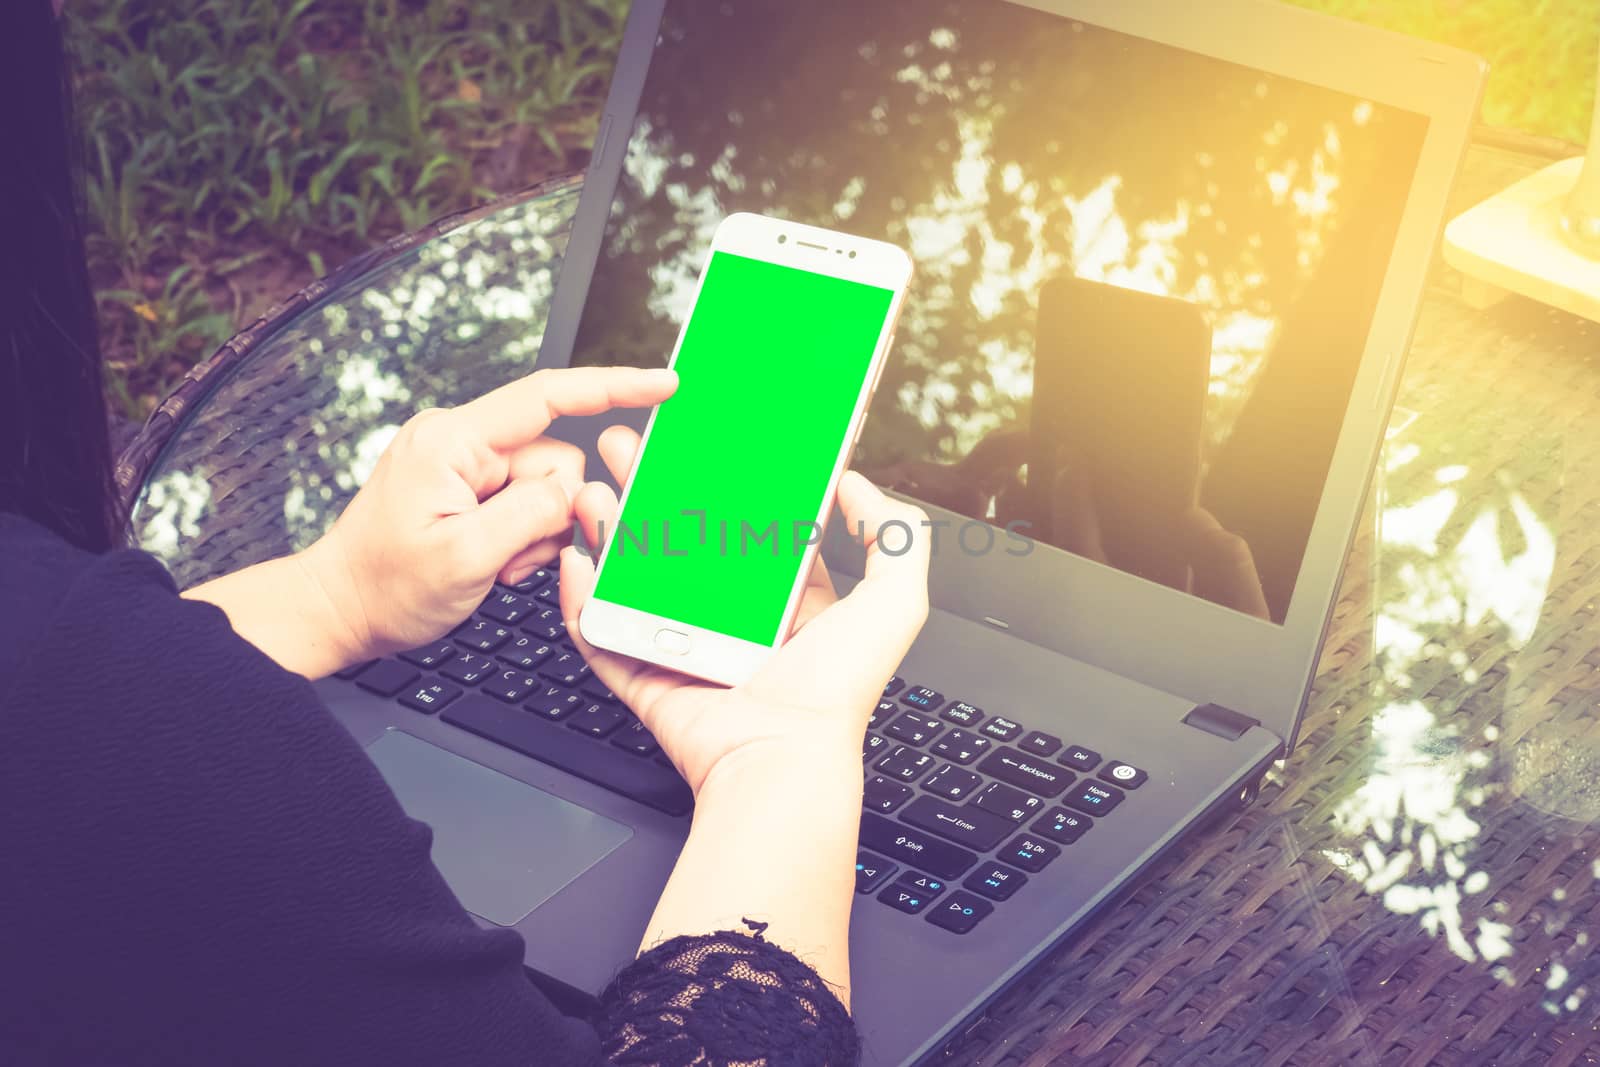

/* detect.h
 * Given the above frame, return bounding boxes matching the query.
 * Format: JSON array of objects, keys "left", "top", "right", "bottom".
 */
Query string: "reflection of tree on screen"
[{"left": 571, "top": 0, "right": 1408, "bottom": 473}]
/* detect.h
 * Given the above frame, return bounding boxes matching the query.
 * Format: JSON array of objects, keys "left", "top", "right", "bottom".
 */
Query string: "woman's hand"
[
  {"left": 561, "top": 425, "right": 932, "bottom": 1003},
  {"left": 188, "top": 367, "right": 676, "bottom": 678},
  {"left": 306, "top": 367, "right": 678, "bottom": 663},
  {"left": 559, "top": 424, "right": 932, "bottom": 795}
]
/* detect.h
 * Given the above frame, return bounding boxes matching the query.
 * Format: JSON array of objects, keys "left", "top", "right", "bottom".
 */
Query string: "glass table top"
[{"left": 125, "top": 148, "right": 1600, "bottom": 1064}]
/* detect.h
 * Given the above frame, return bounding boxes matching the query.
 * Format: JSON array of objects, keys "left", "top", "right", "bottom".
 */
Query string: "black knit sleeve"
[{"left": 593, "top": 923, "right": 860, "bottom": 1067}]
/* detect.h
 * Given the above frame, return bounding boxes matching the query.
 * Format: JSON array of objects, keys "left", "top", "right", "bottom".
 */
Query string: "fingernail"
[{"left": 556, "top": 472, "right": 584, "bottom": 501}]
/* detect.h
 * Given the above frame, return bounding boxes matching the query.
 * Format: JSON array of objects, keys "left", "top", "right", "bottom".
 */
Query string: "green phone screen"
[{"left": 592, "top": 249, "right": 895, "bottom": 645}]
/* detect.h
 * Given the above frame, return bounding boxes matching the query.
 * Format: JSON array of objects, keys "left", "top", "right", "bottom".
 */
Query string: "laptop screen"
[{"left": 569, "top": 0, "right": 1430, "bottom": 624}]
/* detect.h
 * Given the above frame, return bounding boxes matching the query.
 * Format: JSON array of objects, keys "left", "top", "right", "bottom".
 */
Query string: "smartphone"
[
  {"left": 578, "top": 213, "right": 913, "bottom": 685},
  {"left": 1029, "top": 276, "right": 1212, "bottom": 588}
]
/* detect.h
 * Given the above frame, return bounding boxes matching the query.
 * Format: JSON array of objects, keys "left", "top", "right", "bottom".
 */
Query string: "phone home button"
[{"left": 653, "top": 629, "right": 692, "bottom": 656}]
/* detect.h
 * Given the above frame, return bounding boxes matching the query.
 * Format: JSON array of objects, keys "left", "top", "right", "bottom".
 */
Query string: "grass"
[
  {"left": 68, "top": 0, "right": 1596, "bottom": 421},
  {"left": 67, "top": 0, "right": 628, "bottom": 420}
]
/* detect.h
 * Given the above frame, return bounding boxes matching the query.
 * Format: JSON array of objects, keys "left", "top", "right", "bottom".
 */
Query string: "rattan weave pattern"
[
  {"left": 119, "top": 149, "right": 1600, "bottom": 1065},
  {"left": 950, "top": 293, "right": 1600, "bottom": 1067}
]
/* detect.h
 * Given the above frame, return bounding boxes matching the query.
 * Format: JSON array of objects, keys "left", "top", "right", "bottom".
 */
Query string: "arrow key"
[
  {"left": 855, "top": 850, "right": 898, "bottom": 894},
  {"left": 926, "top": 890, "right": 994, "bottom": 934},
  {"left": 891, "top": 870, "right": 947, "bottom": 901},
  {"left": 877, "top": 882, "right": 934, "bottom": 914}
]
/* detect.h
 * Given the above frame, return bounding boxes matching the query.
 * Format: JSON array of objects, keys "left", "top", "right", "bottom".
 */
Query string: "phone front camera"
[
  {"left": 848, "top": 250, "right": 857, "bottom": 259},
  {"left": 778, "top": 234, "right": 787, "bottom": 244}
]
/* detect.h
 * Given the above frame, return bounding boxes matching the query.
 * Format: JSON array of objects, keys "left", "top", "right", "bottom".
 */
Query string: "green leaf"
[
  {"left": 309, "top": 141, "right": 366, "bottom": 205},
  {"left": 411, "top": 152, "right": 455, "bottom": 195}
]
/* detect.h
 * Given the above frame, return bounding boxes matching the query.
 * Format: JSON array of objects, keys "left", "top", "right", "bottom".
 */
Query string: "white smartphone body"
[{"left": 577, "top": 212, "right": 913, "bottom": 686}]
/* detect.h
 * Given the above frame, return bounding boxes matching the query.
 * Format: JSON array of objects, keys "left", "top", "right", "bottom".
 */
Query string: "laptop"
[{"left": 319, "top": 2, "right": 1483, "bottom": 1062}]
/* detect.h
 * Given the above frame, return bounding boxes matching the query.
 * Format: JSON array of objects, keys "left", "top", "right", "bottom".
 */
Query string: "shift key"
[
  {"left": 900, "top": 796, "right": 1013, "bottom": 851},
  {"left": 977, "top": 747, "right": 1072, "bottom": 798},
  {"left": 859, "top": 813, "right": 979, "bottom": 879}
]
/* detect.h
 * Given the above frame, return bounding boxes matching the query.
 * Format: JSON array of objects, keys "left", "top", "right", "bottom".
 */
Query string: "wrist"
[
  {"left": 696, "top": 734, "right": 865, "bottom": 805},
  {"left": 296, "top": 534, "right": 377, "bottom": 670}
]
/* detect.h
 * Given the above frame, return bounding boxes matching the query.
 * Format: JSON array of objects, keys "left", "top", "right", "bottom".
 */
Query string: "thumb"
[{"left": 457, "top": 473, "right": 579, "bottom": 573}]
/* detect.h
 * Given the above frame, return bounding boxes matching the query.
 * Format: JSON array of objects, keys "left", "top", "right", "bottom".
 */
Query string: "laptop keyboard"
[{"left": 340, "top": 570, "right": 1147, "bottom": 937}]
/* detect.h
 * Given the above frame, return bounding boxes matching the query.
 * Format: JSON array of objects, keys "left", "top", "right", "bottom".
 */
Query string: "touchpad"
[{"left": 366, "top": 731, "right": 632, "bottom": 926}]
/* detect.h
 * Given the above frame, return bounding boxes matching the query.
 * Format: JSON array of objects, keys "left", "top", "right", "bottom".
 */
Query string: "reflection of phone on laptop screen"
[
  {"left": 579, "top": 212, "right": 912, "bottom": 686},
  {"left": 1029, "top": 277, "right": 1212, "bottom": 589}
]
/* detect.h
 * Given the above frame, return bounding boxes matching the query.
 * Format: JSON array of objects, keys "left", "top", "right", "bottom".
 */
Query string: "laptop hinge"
[{"left": 1183, "top": 703, "right": 1261, "bottom": 741}]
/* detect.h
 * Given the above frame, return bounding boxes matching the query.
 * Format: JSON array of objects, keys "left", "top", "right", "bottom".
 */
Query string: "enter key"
[{"left": 900, "top": 795, "right": 1015, "bottom": 851}]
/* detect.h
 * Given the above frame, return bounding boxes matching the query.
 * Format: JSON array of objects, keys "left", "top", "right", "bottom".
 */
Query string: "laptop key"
[
  {"left": 980, "top": 716, "right": 1024, "bottom": 742},
  {"left": 399, "top": 641, "right": 456, "bottom": 670},
  {"left": 878, "top": 883, "right": 933, "bottom": 915},
  {"left": 899, "top": 795, "right": 1013, "bottom": 851},
  {"left": 508, "top": 568, "right": 554, "bottom": 594},
  {"left": 998, "top": 834, "right": 1060, "bottom": 873},
  {"left": 354, "top": 659, "right": 419, "bottom": 697},
  {"left": 1058, "top": 745, "right": 1101, "bottom": 772},
  {"left": 859, "top": 813, "right": 978, "bottom": 878},
  {"left": 900, "top": 686, "right": 943, "bottom": 711},
  {"left": 926, "top": 891, "right": 993, "bottom": 934},
  {"left": 921, "top": 765, "right": 982, "bottom": 802},
  {"left": 582, "top": 677, "right": 619, "bottom": 701},
  {"left": 534, "top": 584, "right": 560, "bottom": 604},
  {"left": 863, "top": 734, "right": 891, "bottom": 761},
  {"left": 941, "top": 701, "right": 984, "bottom": 727},
  {"left": 1099, "top": 762, "right": 1148, "bottom": 789},
  {"left": 440, "top": 652, "right": 496, "bottom": 686},
  {"left": 611, "top": 720, "right": 660, "bottom": 756},
  {"left": 883, "top": 675, "right": 906, "bottom": 697},
  {"left": 869, "top": 701, "right": 896, "bottom": 731},
  {"left": 1033, "top": 807, "right": 1092, "bottom": 844},
  {"left": 892, "top": 871, "right": 947, "bottom": 900},
  {"left": 1020, "top": 731, "right": 1061, "bottom": 757},
  {"left": 522, "top": 607, "right": 566, "bottom": 642},
  {"left": 964, "top": 862, "right": 1028, "bottom": 902},
  {"left": 970, "top": 781, "right": 1046, "bottom": 822},
  {"left": 568, "top": 702, "right": 627, "bottom": 738},
  {"left": 454, "top": 619, "right": 511, "bottom": 653},
  {"left": 977, "top": 747, "right": 1072, "bottom": 798},
  {"left": 538, "top": 652, "right": 586, "bottom": 687},
  {"left": 930, "top": 729, "right": 991, "bottom": 765},
  {"left": 484, "top": 669, "right": 539, "bottom": 704},
  {"left": 1064, "top": 780, "right": 1125, "bottom": 816},
  {"left": 875, "top": 745, "right": 936, "bottom": 783},
  {"left": 442, "top": 694, "right": 692, "bottom": 816},
  {"left": 481, "top": 591, "right": 535, "bottom": 626},
  {"left": 399, "top": 680, "right": 462, "bottom": 714},
  {"left": 335, "top": 660, "right": 375, "bottom": 680},
  {"left": 885, "top": 711, "right": 943, "bottom": 747},
  {"left": 855, "top": 851, "right": 897, "bottom": 893},
  {"left": 496, "top": 636, "right": 553, "bottom": 672},
  {"left": 864, "top": 774, "right": 913, "bottom": 814},
  {"left": 526, "top": 686, "right": 584, "bottom": 720}
]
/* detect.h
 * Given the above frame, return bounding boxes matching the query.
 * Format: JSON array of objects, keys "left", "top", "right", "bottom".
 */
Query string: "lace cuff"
[{"left": 594, "top": 921, "right": 859, "bottom": 1066}]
